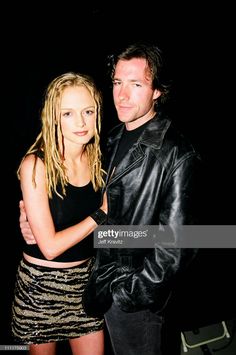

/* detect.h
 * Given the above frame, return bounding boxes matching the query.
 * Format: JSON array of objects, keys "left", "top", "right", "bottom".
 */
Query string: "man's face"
[{"left": 113, "top": 58, "right": 160, "bottom": 130}]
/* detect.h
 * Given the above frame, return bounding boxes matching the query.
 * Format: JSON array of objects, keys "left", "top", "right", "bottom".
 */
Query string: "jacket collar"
[
  {"left": 137, "top": 115, "right": 171, "bottom": 149},
  {"left": 108, "top": 114, "right": 171, "bottom": 150},
  {"left": 106, "top": 115, "right": 171, "bottom": 185}
]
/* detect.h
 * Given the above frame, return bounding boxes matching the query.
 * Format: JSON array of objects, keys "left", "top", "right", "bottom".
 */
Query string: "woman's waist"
[{"left": 23, "top": 252, "right": 91, "bottom": 269}]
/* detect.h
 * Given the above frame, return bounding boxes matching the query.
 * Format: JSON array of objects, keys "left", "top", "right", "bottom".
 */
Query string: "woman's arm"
[{"left": 20, "top": 154, "right": 107, "bottom": 260}]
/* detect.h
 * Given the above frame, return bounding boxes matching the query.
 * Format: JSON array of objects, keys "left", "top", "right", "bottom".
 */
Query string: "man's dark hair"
[{"left": 107, "top": 41, "right": 172, "bottom": 108}]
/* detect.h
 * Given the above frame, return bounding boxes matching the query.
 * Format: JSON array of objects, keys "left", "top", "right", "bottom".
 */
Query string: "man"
[{"left": 20, "top": 42, "right": 202, "bottom": 354}]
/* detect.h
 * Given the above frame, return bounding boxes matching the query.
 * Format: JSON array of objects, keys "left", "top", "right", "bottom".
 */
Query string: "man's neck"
[{"left": 125, "top": 112, "right": 156, "bottom": 131}]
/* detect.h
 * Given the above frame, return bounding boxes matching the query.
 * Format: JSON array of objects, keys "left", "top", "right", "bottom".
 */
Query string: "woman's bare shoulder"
[{"left": 20, "top": 153, "right": 45, "bottom": 177}]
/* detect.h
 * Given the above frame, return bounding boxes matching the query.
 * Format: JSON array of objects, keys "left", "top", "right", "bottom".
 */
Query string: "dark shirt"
[
  {"left": 111, "top": 121, "right": 150, "bottom": 169},
  {"left": 23, "top": 181, "right": 101, "bottom": 262}
]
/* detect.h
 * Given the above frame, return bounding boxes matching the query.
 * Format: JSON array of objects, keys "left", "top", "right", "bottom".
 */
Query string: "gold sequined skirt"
[{"left": 11, "top": 257, "right": 104, "bottom": 344}]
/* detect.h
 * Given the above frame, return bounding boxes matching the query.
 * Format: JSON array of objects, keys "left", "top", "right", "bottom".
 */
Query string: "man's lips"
[{"left": 117, "top": 105, "right": 133, "bottom": 113}]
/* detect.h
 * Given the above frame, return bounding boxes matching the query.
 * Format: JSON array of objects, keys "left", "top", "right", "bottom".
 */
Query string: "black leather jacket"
[{"left": 83, "top": 115, "right": 202, "bottom": 316}]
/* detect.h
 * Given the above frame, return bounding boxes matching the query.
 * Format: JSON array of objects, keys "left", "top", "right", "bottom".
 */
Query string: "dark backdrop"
[{"left": 1, "top": 2, "right": 235, "bottom": 352}]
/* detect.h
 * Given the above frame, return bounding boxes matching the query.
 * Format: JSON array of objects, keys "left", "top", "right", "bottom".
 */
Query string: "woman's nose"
[{"left": 76, "top": 114, "right": 85, "bottom": 127}]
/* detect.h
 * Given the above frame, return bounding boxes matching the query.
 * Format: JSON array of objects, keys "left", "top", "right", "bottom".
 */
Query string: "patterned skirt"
[{"left": 11, "top": 257, "right": 104, "bottom": 344}]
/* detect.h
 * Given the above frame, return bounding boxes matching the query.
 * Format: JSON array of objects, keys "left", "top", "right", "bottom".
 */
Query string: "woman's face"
[{"left": 60, "top": 86, "right": 96, "bottom": 147}]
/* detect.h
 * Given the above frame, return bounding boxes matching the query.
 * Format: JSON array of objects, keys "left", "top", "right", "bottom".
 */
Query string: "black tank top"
[{"left": 23, "top": 181, "right": 101, "bottom": 262}]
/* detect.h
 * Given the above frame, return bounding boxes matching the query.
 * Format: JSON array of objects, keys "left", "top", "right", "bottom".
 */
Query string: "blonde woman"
[{"left": 11, "top": 72, "right": 107, "bottom": 355}]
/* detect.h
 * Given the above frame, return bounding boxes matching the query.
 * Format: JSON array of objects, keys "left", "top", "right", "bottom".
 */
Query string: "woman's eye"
[
  {"left": 62, "top": 111, "right": 71, "bottom": 117},
  {"left": 83, "top": 110, "right": 94, "bottom": 117}
]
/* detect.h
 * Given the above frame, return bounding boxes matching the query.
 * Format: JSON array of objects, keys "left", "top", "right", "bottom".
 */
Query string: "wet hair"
[
  {"left": 17, "top": 72, "right": 105, "bottom": 198},
  {"left": 107, "top": 42, "right": 172, "bottom": 109}
]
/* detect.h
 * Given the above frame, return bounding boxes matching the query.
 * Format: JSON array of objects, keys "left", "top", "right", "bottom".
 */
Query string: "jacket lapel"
[{"left": 106, "top": 115, "right": 171, "bottom": 185}]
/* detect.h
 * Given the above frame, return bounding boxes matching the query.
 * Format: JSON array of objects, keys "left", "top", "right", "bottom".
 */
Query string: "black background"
[{"left": 1, "top": 2, "right": 235, "bottom": 351}]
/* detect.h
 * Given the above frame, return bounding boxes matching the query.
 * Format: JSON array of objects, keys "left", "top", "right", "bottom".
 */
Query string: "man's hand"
[
  {"left": 100, "top": 191, "right": 108, "bottom": 214},
  {"left": 19, "top": 200, "right": 37, "bottom": 244}
]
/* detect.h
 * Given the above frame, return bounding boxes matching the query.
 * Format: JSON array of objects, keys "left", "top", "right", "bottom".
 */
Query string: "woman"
[{"left": 11, "top": 72, "right": 107, "bottom": 355}]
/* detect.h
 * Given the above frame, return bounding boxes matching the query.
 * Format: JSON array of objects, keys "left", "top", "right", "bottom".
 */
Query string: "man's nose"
[{"left": 118, "top": 85, "right": 129, "bottom": 101}]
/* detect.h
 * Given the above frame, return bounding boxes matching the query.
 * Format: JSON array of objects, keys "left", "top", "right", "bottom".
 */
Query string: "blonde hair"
[{"left": 17, "top": 72, "right": 106, "bottom": 198}]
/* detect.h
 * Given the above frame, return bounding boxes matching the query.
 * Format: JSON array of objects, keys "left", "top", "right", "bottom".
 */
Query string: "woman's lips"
[{"left": 73, "top": 131, "right": 88, "bottom": 136}]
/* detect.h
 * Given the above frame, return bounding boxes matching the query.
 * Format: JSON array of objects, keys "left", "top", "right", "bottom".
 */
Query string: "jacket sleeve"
[{"left": 111, "top": 154, "right": 203, "bottom": 312}]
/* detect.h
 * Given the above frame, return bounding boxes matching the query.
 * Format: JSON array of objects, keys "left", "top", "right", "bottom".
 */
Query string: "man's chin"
[{"left": 117, "top": 114, "right": 133, "bottom": 123}]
